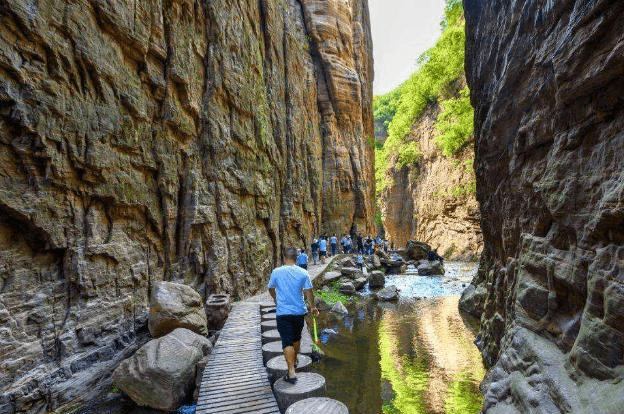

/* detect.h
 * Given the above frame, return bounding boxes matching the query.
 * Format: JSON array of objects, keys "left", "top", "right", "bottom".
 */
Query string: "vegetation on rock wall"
[{"left": 373, "top": 1, "right": 473, "bottom": 195}]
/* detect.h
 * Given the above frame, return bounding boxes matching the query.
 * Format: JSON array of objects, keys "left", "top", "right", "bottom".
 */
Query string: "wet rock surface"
[
  {"left": 462, "top": 0, "right": 624, "bottom": 411},
  {"left": 0, "top": 0, "right": 374, "bottom": 411}
]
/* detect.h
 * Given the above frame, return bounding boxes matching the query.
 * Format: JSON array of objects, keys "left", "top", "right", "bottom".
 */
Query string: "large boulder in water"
[
  {"left": 368, "top": 271, "right": 386, "bottom": 289},
  {"left": 353, "top": 277, "right": 368, "bottom": 290},
  {"left": 375, "top": 286, "right": 399, "bottom": 302},
  {"left": 340, "top": 267, "right": 362, "bottom": 278},
  {"left": 148, "top": 281, "right": 208, "bottom": 338},
  {"left": 406, "top": 240, "right": 432, "bottom": 261},
  {"left": 112, "top": 328, "right": 212, "bottom": 411},
  {"left": 417, "top": 261, "right": 444, "bottom": 276},
  {"left": 459, "top": 284, "right": 487, "bottom": 318},
  {"left": 331, "top": 302, "right": 349, "bottom": 315}
]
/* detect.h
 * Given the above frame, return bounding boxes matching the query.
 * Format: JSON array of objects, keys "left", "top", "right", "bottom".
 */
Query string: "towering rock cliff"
[
  {"left": 0, "top": 0, "right": 374, "bottom": 411},
  {"left": 461, "top": 0, "right": 624, "bottom": 412},
  {"left": 379, "top": 88, "right": 482, "bottom": 259}
]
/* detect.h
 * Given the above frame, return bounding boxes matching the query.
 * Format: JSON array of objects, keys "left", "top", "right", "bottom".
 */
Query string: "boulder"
[
  {"left": 375, "top": 286, "right": 399, "bottom": 302},
  {"left": 331, "top": 302, "right": 349, "bottom": 315},
  {"left": 406, "top": 240, "right": 432, "bottom": 261},
  {"left": 148, "top": 281, "right": 208, "bottom": 338},
  {"left": 368, "top": 271, "right": 386, "bottom": 289},
  {"left": 341, "top": 257, "right": 356, "bottom": 268},
  {"left": 323, "top": 271, "right": 342, "bottom": 284},
  {"left": 338, "top": 281, "right": 356, "bottom": 295},
  {"left": 353, "top": 277, "right": 367, "bottom": 290},
  {"left": 458, "top": 284, "right": 487, "bottom": 318},
  {"left": 372, "top": 254, "right": 382, "bottom": 269},
  {"left": 112, "top": 328, "right": 212, "bottom": 411},
  {"left": 417, "top": 261, "right": 444, "bottom": 276},
  {"left": 340, "top": 267, "right": 362, "bottom": 278}
]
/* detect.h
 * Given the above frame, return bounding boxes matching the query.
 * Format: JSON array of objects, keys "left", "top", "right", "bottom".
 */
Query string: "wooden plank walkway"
[{"left": 196, "top": 302, "right": 280, "bottom": 414}]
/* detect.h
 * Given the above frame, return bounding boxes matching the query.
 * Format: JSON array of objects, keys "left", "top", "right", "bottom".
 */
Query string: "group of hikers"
[{"left": 294, "top": 234, "right": 390, "bottom": 270}]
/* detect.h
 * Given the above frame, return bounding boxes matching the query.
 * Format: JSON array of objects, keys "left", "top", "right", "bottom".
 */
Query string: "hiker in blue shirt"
[
  {"left": 268, "top": 248, "right": 319, "bottom": 384},
  {"left": 318, "top": 237, "right": 327, "bottom": 264},
  {"left": 296, "top": 248, "right": 308, "bottom": 270},
  {"left": 356, "top": 254, "right": 364, "bottom": 271},
  {"left": 330, "top": 234, "right": 337, "bottom": 256}
]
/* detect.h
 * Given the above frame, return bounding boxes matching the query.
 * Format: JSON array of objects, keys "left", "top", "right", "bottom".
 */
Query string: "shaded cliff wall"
[
  {"left": 0, "top": 0, "right": 374, "bottom": 411},
  {"left": 462, "top": 0, "right": 624, "bottom": 412},
  {"left": 380, "top": 96, "right": 482, "bottom": 259}
]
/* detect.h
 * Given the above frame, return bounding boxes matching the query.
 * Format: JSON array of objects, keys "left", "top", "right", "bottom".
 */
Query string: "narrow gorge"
[
  {"left": 1, "top": 0, "right": 623, "bottom": 413},
  {"left": 0, "top": 0, "right": 374, "bottom": 412}
]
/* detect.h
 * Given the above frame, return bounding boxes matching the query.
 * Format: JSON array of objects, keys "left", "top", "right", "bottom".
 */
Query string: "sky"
[{"left": 369, "top": 0, "right": 447, "bottom": 95}]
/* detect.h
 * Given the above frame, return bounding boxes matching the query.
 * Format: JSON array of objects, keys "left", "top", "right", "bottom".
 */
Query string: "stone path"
[{"left": 196, "top": 255, "right": 341, "bottom": 414}]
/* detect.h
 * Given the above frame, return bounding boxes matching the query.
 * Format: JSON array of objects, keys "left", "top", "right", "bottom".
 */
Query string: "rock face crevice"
[
  {"left": 0, "top": 0, "right": 374, "bottom": 411},
  {"left": 462, "top": 0, "right": 624, "bottom": 412}
]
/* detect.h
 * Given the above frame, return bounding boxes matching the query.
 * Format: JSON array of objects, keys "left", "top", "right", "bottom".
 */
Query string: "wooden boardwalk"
[{"left": 196, "top": 302, "right": 280, "bottom": 414}]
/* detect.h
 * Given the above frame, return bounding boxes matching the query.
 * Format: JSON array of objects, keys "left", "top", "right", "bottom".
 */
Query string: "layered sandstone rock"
[
  {"left": 0, "top": 0, "right": 374, "bottom": 411},
  {"left": 379, "top": 91, "right": 483, "bottom": 259},
  {"left": 462, "top": 0, "right": 624, "bottom": 412}
]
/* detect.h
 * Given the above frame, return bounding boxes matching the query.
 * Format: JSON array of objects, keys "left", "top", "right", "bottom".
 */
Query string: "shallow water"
[{"left": 312, "top": 262, "right": 484, "bottom": 414}]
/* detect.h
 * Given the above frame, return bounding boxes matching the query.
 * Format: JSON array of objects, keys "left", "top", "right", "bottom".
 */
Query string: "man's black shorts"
[
  {"left": 319, "top": 251, "right": 327, "bottom": 257},
  {"left": 276, "top": 314, "right": 305, "bottom": 349}
]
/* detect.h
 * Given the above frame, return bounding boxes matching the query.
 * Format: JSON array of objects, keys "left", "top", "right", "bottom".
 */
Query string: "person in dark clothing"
[
  {"left": 330, "top": 234, "right": 337, "bottom": 257},
  {"left": 357, "top": 235, "right": 364, "bottom": 254},
  {"left": 427, "top": 249, "right": 444, "bottom": 264},
  {"left": 311, "top": 239, "right": 319, "bottom": 265}
]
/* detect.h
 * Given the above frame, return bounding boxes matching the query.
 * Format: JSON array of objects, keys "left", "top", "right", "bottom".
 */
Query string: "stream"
[{"left": 311, "top": 262, "right": 485, "bottom": 414}]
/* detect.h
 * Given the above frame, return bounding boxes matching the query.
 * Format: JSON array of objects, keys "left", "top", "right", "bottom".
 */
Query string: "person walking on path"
[
  {"left": 318, "top": 237, "right": 327, "bottom": 264},
  {"left": 268, "top": 248, "right": 319, "bottom": 384},
  {"left": 296, "top": 248, "right": 308, "bottom": 270},
  {"left": 330, "top": 234, "right": 337, "bottom": 257},
  {"left": 311, "top": 239, "right": 319, "bottom": 265},
  {"left": 357, "top": 234, "right": 364, "bottom": 255}
]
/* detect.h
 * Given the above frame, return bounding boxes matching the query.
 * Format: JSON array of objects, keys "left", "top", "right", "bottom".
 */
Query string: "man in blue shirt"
[
  {"left": 318, "top": 237, "right": 327, "bottom": 264},
  {"left": 296, "top": 248, "right": 308, "bottom": 270},
  {"left": 268, "top": 248, "right": 319, "bottom": 383},
  {"left": 330, "top": 234, "right": 337, "bottom": 257}
]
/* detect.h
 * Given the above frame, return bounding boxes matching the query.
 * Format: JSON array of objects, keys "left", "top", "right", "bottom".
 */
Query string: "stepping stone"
[
  {"left": 262, "top": 329, "right": 282, "bottom": 345},
  {"left": 261, "top": 312, "right": 276, "bottom": 321},
  {"left": 262, "top": 340, "right": 284, "bottom": 364},
  {"left": 261, "top": 306, "right": 276, "bottom": 314},
  {"left": 285, "top": 397, "right": 349, "bottom": 414},
  {"left": 261, "top": 320, "right": 277, "bottom": 332},
  {"left": 266, "top": 354, "right": 312, "bottom": 384},
  {"left": 274, "top": 372, "right": 326, "bottom": 413},
  {"left": 260, "top": 302, "right": 275, "bottom": 309}
]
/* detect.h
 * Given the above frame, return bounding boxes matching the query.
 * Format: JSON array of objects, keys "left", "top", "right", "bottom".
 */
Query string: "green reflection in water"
[
  {"left": 312, "top": 296, "right": 484, "bottom": 414},
  {"left": 378, "top": 297, "right": 484, "bottom": 414}
]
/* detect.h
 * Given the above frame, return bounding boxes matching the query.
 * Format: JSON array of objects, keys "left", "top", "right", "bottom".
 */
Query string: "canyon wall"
[
  {"left": 379, "top": 92, "right": 482, "bottom": 259},
  {"left": 461, "top": 0, "right": 624, "bottom": 412},
  {"left": 0, "top": 0, "right": 375, "bottom": 412}
]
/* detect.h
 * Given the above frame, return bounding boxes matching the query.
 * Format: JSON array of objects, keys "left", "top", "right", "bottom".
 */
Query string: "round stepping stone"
[
  {"left": 261, "top": 306, "right": 276, "bottom": 314},
  {"left": 262, "top": 329, "right": 282, "bottom": 345},
  {"left": 261, "top": 320, "right": 277, "bottom": 332},
  {"left": 261, "top": 311, "right": 276, "bottom": 321},
  {"left": 274, "top": 372, "right": 326, "bottom": 413},
  {"left": 262, "top": 340, "right": 284, "bottom": 364},
  {"left": 285, "top": 397, "right": 348, "bottom": 414},
  {"left": 266, "top": 354, "right": 312, "bottom": 384}
]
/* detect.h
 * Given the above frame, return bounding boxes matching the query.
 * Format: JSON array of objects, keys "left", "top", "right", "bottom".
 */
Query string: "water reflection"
[{"left": 313, "top": 263, "right": 484, "bottom": 414}]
